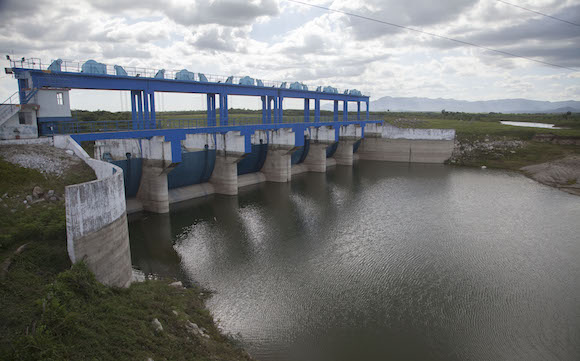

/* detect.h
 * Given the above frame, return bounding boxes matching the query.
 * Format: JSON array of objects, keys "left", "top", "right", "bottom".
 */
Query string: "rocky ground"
[
  {"left": 521, "top": 156, "right": 580, "bottom": 196},
  {"left": 448, "top": 137, "right": 526, "bottom": 165},
  {"left": 0, "top": 145, "right": 93, "bottom": 214},
  {"left": 447, "top": 137, "right": 580, "bottom": 196},
  {"left": 0, "top": 144, "right": 82, "bottom": 176}
]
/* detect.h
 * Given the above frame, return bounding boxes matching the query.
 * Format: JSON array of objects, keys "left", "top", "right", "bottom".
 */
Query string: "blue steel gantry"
[{"left": 8, "top": 59, "right": 382, "bottom": 162}]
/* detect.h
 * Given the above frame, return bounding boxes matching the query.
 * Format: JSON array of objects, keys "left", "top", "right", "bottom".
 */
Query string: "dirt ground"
[
  {"left": 521, "top": 155, "right": 580, "bottom": 196},
  {"left": 0, "top": 144, "right": 84, "bottom": 176}
]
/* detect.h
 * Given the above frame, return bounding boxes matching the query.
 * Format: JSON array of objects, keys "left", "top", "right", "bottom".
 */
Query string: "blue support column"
[
  {"left": 137, "top": 91, "right": 144, "bottom": 130},
  {"left": 366, "top": 101, "right": 370, "bottom": 120},
  {"left": 304, "top": 98, "right": 310, "bottom": 122},
  {"left": 17, "top": 79, "right": 27, "bottom": 104},
  {"left": 130, "top": 90, "right": 138, "bottom": 130},
  {"left": 333, "top": 100, "right": 338, "bottom": 122},
  {"left": 278, "top": 96, "right": 284, "bottom": 123},
  {"left": 273, "top": 96, "right": 279, "bottom": 123},
  {"left": 343, "top": 100, "right": 348, "bottom": 121},
  {"left": 261, "top": 96, "right": 267, "bottom": 124},
  {"left": 149, "top": 92, "right": 156, "bottom": 129},
  {"left": 267, "top": 96, "right": 272, "bottom": 124},
  {"left": 207, "top": 94, "right": 216, "bottom": 127},
  {"left": 366, "top": 100, "right": 371, "bottom": 120},
  {"left": 143, "top": 91, "right": 150, "bottom": 129},
  {"left": 315, "top": 98, "right": 320, "bottom": 122},
  {"left": 219, "top": 93, "right": 228, "bottom": 126},
  {"left": 357, "top": 101, "right": 361, "bottom": 121},
  {"left": 206, "top": 94, "right": 212, "bottom": 127}
]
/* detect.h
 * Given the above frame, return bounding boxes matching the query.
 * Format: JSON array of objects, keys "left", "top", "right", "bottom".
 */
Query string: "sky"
[{"left": 0, "top": 0, "right": 578, "bottom": 111}]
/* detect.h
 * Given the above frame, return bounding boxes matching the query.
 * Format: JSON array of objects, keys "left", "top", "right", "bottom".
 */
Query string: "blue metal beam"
[
  {"left": 261, "top": 96, "right": 266, "bottom": 124},
  {"left": 149, "top": 92, "right": 156, "bottom": 129},
  {"left": 315, "top": 99, "right": 320, "bottom": 122},
  {"left": 69, "top": 120, "right": 383, "bottom": 143},
  {"left": 143, "top": 90, "right": 150, "bottom": 127},
  {"left": 130, "top": 90, "right": 137, "bottom": 129},
  {"left": 137, "top": 91, "right": 143, "bottom": 129},
  {"left": 17, "top": 69, "right": 370, "bottom": 103},
  {"left": 278, "top": 96, "right": 284, "bottom": 124},
  {"left": 366, "top": 101, "right": 370, "bottom": 121}
]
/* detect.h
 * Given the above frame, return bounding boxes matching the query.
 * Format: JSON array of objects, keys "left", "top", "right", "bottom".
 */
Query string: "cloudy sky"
[{"left": 0, "top": 0, "right": 578, "bottom": 111}]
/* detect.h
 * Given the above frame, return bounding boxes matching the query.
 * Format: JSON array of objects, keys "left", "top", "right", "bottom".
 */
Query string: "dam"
[{"left": 1, "top": 57, "right": 454, "bottom": 287}]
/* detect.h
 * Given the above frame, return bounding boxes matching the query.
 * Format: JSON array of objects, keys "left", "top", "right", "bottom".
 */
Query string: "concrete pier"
[
  {"left": 262, "top": 147, "right": 294, "bottom": 182},
  {"left": 137, "top": 159, "right": 171, "bottom": 213},
  {"left": 333, "top": 124, "right": 362, "bottom": 166},
  {"left": 303, "top": 143, "right": 329, "bottom": 173},
  {"left": 253, "top": 128, "right": 296, "bottom": 183},
  {"left": 210, "top": 152, "right": 245, "bottom": 195},
  {"left": 334, "top": 139, "right": 357, "bottom": 165}
]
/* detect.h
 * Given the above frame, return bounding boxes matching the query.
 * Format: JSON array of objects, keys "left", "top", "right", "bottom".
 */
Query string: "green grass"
[
  {"left": 0, "top": 158, "right": 95, "bottom": 254},
  {"left": 0, "top": 155, "right": 253, "bottom": 361},
  {"left": 5, "top": 263, "right": 251, "bottom": 361}
]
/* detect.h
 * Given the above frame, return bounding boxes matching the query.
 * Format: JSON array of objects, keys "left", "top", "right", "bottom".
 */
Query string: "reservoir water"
[
  {"left": 500, "top": 121, "right": 564, "bottom": 129},
  {"left": 129, "top": 161, "right": 580, "bottom": 361}
]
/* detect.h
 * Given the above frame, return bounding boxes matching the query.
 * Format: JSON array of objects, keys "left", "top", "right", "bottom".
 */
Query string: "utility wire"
[
  {"left": 287, "top": 0, "right": 579, "bottom": 72},
  {"left": 495, "top": 0, "right": 580, "bottom": 27}
]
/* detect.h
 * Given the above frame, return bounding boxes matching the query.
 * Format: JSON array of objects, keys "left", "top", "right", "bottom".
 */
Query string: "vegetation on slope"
[{"left": 0, "top": 151, "right": 252, "bottom": 361}]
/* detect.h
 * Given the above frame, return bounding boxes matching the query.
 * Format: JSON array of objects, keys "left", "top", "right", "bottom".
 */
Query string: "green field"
[
  {"left": 376, "top": 111, "right": 580, "bottom": 140},
  {"left": 72, "top": 109, "right": 580, "bottom": 138}
]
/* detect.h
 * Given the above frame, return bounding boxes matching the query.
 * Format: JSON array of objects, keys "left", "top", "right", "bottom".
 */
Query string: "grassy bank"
[
  {"left": 0, "top": 151, "right": 252, "bottom": 361},
  {"left": 377, "top": 112, "right": 580, "bottom": 171}
]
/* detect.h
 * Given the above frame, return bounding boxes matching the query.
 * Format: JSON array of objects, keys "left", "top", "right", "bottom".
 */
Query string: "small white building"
[{"left": 0, "top": 81, "right": 72, "bottom": 140}]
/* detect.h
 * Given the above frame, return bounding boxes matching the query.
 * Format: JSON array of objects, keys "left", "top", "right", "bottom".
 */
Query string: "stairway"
[{"left": 0, "top": 92, "right": 20, "bottom": 127}]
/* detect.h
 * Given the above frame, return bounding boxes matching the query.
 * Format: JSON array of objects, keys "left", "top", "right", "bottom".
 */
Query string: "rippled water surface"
[{"left": 129, "top": 162, "right": 580, "bottom": 361}]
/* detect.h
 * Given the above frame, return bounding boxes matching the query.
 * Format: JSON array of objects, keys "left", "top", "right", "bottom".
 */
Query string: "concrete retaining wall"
[
  {"left": 357, "top": 125, "right": 455, "bottom": 164},
  {"left": 358, "top": 138, "right": 455, "bottom": 163},
  {"left": 382, "top": 124, "right": 455, "bottom": 140},
  {"left": 54, "top": 136, "right": 132, "bottom": 288}
]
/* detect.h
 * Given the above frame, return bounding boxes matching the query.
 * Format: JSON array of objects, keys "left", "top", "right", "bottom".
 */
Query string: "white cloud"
[{"left": 0, "top": 0, "right": 578, "bottom": 110}]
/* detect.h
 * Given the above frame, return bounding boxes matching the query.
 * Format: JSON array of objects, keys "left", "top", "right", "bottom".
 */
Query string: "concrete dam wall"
[
  {"left": 358, "top": 124, "right": 455, "bottom": 163},
  {"left": 54, "top": 136, "right": 132, "bottom": 288},
  {"left": 94, "top": 124, "right": 455, "bottom": 215}
]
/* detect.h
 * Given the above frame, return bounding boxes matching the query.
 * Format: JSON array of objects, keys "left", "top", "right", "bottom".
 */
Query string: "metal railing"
[
  {"left": 10, "top": 57, "right": 370, "bottom": 97},
  {"left": 38, "top": 116, "right": 381, "bottom": 136},
  {"left": 0, "top": 91, "right": 21, "bottom": 124}
]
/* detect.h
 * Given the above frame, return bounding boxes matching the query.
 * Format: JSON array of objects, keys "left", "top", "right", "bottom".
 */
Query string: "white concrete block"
[
  {"left": 216, "top": 131, "right": 245, "bottom": 154},
  {"left": 382, "top": 124, "right": 455, "bottom": 140}
]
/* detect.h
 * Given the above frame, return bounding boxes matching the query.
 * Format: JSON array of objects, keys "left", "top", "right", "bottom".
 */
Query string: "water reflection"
[{"left": 129, "top": 161, "right": 580, "bottom": 361}]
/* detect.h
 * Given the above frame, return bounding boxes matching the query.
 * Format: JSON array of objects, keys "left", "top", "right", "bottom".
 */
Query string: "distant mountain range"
[{"left": 362, "top": 96, "right": 580, "bottom": 113}]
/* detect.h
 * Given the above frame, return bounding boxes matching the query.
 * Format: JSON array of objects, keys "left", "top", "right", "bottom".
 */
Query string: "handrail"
[
  {"left": 38, "top": 117, "right": 383, "bottom": 136},
  {"left": 9, "top": 57, "right": 371, "bottom": 97},
  {"left": 0, "top": 91, "right": 19, "bottom": 106},
  {"left": 0, "top": 91, "right": 20, "bottom": 123}
]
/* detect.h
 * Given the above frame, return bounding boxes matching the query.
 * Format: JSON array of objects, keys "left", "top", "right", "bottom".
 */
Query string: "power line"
[
  {"left": 287, "top": 0, "right": 579, "bottom": 72},
  {"left": 495, "top": 0, "right": 580, "bottom": 27}
]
